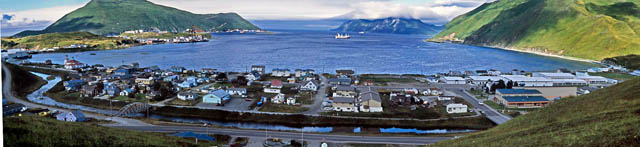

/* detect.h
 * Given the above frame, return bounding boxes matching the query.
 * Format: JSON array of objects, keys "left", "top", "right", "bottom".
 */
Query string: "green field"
[
  {"left": 3, "top": 116, "right": 225, "bottom": 146},
  {"left": 120, "top": 32, "right": 212, "bottom": 39},
  {"left": 434, "top": 77, "right": 640, "bottom": 146},
  {"left": 2, "top": 63, "right": 47, "bottom": 98},
  {"left": 258, "top": 103, "right": 309, "bottom": 113},
  {"left": 431, "top": 0, "right": 640, "bottom": 60},
  {"left": 1, "top": 32, "right": 135, "bottom": 50}
]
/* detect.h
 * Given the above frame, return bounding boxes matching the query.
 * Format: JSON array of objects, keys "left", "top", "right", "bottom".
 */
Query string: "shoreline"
[{"left": 486, "top": 45, "right": 598, "bottom": 64}]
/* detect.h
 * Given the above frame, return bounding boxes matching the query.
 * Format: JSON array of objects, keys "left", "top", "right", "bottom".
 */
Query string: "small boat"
[
  {"left": 359, "top": 31, "right": 365, "bottom": 34},
  {"left": 335, "top": 33, "right": 350, "bottom": 39},
  {"left": 90, "top": 53, "right": 96, "bottom": 55}
]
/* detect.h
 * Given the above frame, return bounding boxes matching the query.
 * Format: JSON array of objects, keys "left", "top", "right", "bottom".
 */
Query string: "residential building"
[
  {"left": 170, "top": 66, "right": 186, "bottom": 73},
  {"left": 104, "top": 83, "right": 120, "bottom": 96},
  {"left": 446, "top": 104, "right": 468, "bottom": 113},
  {"left": 245, "top": 71, "right": 262, "bottom": 81},
  {"left": 251, "top": 65, "right": 265, "bottom": 74},
  {"left": 272, "top": 68, "right": 291, "bottom": 77},
  {"left": 272, "top": 93, "right": 286, "bottom": 104},
  {"left": 300, "top": 80, "right": 319, "bottom": 91},
  {"left": 358, "top": 87, "right": 383, "bottom": 112},
  {"left": 494, "top": 89, "right": 550, "bottom": 108},
  {"left": 440, "top": 77, "right": 466, "bottom": 84},
  {"left": 270, "top": 80, "right": 283, "bottom": 88},
  {"left": 286, "top": 97, "right": 296, "bottom": 105},
  {"left": 135, "top": 77, "right": 155, "bottom": 85},
  {"left": 226, "top": 88, "right": 247, "bottom": 97},
  {"left": 333, "top": 97, "right": 356, "bottom": 112},
  {"left": 63, "top": 80, "right": 85, "bottom": 91},
  {"left": 203, "top": 90, "right": 230, "bottom": 104},
  {"left": 56, "top": 110, "right": 86, "bottom": 122},
  {"left": 328, "top": 78, "right": 351, "bottom": 85},
  {"left": 336, "top": 69, "right": 355, "bottom": 77},
  {"left": 287, "top": 77, "right": 296, "bottom": 83},
  {"left": 295, "top": 69, "right": 315, "bottom": 77},
  {"left": 120, "top": 88, "right": 133, "bottom": 96},
  {"left": 333, "top": 85, "right": 357, "bottom": 98},
  {"left": 177, "top": 91, "right": 199, "bottom": 101},
  {"left": 80, "top": 85, "right": 98, "bottom": 97}
]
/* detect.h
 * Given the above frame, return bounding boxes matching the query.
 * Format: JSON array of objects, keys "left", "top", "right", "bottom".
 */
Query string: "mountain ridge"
[
  {"left": 332, "top": 17, "right": 443, "bottom": 34},
  {"left": 14, "top": 0, "right": 260, "bottom": 37},
  {"left": 430, "top": 0, "right": 640, "bottom": 60}
]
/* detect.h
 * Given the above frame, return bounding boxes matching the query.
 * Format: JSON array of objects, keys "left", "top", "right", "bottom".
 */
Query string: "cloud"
[
  {"left": 335, "top": 0, "right": 494, "bottom": 24},
  {"left": 1, "top": 4, "right": 85, "bottom": 30}
]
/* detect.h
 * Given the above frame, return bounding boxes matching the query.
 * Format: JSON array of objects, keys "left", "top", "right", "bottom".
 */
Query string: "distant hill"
[
  {"left": 433, "top": 77, "right": 640, "bottom": 146},
  {"left": 429, "top": 0, "right": 640, "bottom": 60},
  {"left": 14, "top": 0, "right": 260, "bottom": 37},
  {"left": 332, "top": 17, "right": 442, "bottom": 34},
  {"left": 2, "top": 32, "right": 135, "bottom": 50}
]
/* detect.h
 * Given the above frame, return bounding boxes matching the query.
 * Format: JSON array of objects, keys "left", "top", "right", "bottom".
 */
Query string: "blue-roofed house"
[
  {"left": 202, "top": 90, "right": 230, "bottom": 105},
  {"left": 63, "top": 80, "right": 85, "bottom": 91},
  {"left": 120, "top": 88, "right": 134, "bottom": 96},
  {"left": 104, "top": 83, "right": 120, "bottom": 96},
  {"left": 164, "top": 75, "right": 180, "bottom": 82},
  {"left": 170, "top": 66, "right": 186, "bottom": 73},
  {"left": 494, "top": 89, "right": 550, "bottom": 108},
  {"left": 178, "top": 76, "right": 198, "bottom": 88},
  {"left": 56, "top": 110, "right": 86, "bottom": 122}
]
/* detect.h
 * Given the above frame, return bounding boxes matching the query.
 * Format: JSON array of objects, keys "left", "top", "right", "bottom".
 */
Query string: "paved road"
[
  {"left": 116, "top": 125, "right": 451, "bottom": 145},
  {"left": 450, "top": 88, "right": 511, "bottom": 124},
  {"left": 1, "top": 63, "right": 453, "bottom": 145},
  {"left": 302, "top": 75, "right": 328, "bottom": 114}
]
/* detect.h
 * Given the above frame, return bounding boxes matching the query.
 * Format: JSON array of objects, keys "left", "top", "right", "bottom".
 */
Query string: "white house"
[
  {"left": 300, "top": 80, "right": 319, "bottom": 91},
  {"left": 226, "top": 88, "right": 247, "bottom": 97},
  {"left": 272, "top": 69, "right": 291, "bottom": 77},
  {"left": 440, "top": 77, "right": 466, "bottom": 84},
  {"left": 446, "top": 104, "right": 468, "bottom": 113},
  {"left": 272, "top": 93, "right": 285, "bottom": 104},
  {"left": 333, "top": 97, "right": 357, "bottom": 112},
  {"left": 177, "top": 91, "right": 198, "bottom": 100},
  {"left": 286, "top": 97, "right": 296, "bottom": 105}
]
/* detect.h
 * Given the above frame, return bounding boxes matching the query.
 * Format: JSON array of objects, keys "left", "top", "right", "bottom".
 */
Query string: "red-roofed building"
[
  {"left": 64, "top": 56, "right": 86, "bottom": 69},
  {"left": 270, "top": 80, "right": 282, "bottom": 88}
]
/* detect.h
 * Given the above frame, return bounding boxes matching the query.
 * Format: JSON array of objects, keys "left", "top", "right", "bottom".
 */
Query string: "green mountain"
[
  {"left": 602, "top": 54, "right": 640, "bottom": 70},
  {"left": 430, "top": 0, "right": 640, "bottom": 60},
  {"left": 14, "top": 0, "right": 260, "bottom": 37},
  {"left": 434, "top": 77, "right": 640, "bottom": 146},
  {"left": 332, "top": 17, "right": 443, "bottom": 34}
]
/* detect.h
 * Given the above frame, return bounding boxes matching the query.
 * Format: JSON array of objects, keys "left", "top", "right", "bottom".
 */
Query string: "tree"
[
  {"left": 215, "top": 73, "right": 227, "bottom": 81},
  {"left": 514, "top": 81, "right": 520, "bottom": 87},
  {"left": 232, "top": 75, "right": 248, "bottom": 87},
  {"left": 497, "top": 80, "right": 506, "bottom": 89},
  {"left": 506, "top": 80, "right": 513, "bottom": 89}
]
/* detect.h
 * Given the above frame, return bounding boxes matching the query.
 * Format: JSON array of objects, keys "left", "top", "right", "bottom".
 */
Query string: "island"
[{"left": 332, "top": 17, "right": 443, "bottom": 34}]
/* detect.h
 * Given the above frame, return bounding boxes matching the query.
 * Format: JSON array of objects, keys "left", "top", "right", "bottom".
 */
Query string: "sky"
[{"left": 1, "top": 0, "right": 493, "bottom": 35}]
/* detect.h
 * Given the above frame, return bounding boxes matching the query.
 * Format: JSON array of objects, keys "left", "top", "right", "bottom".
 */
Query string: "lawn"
[
  {"left": 168, "top": 98, "right": 200, "bottom": 106},
  {"left": 3, "top": 116, "right": 227, "bottom": 146},
  {"left": 113, "top": 94, "right": 146, "bottom": 103},
  {"left": 359, "top": 74, "right": 419, "bottom": 85},
  {"left": 258, "top": 103, "right": 309, "bottom": 113},
  {"left": 589, "top": 72, "right": 637, "bottom": 81},
  {"left": 296, "top": 92, "right": 315, "bottom": 105},
  {"left": 468, "top": 89, "right": 489, "bottom": 99}
]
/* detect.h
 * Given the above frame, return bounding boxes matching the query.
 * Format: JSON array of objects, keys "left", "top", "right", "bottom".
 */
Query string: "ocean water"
[{"left": 28, "top": 20, "right": 595, "bottom": 74}]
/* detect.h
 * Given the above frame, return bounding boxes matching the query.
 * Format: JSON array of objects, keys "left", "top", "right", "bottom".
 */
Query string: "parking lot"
[{"left": 195, "top": 97, "right": 255, "bottom": 111}]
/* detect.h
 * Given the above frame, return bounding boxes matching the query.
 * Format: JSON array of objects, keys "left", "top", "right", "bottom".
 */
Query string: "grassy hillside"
[
  {"left": 15, "top": 0, "right": 259, "bottom": 36},
  {"left": 120, "top": 32, "right": 211, "bottom": 39},
  {"left": 433, "top": 77, "right": 640, "bottom": 146},
  {"left": 2, "top": 63, "right": 47, "bottom": 98},
  {"left": 3, "top": 116, "right": 225, "bottom": 146},
  {"left": 430, "top": 0, "right": 640, "bottom": 60},
  {"left": 2, "top": 32, "right": 135, "bottom": 50},
  {"left": 602, "top": 54, "right": 640, "bottom": 70}
]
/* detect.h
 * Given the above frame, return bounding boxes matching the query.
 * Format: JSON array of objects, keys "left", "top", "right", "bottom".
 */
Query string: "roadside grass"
[
  {"left": 258, "top": 103, "right": 309, "bottom": 113},
  {"left": 3, "top": 116, "right": 225, "bottom": 146},
  {"left": 359, "top": 74, "right": 419, "bottom": 85},
  {"left": 483, "top": 100, "right": 540, "bottom": 112},
  {"left": 434, "top": 77, "right": 640, "bottom": 146},
  {"left": 323, "top": 95, "right": 476, "bottom": 119},
  {"left": 589, "top": 72, "right": 637, "bottom": 81},
  {"left": 468, "top": 89, "right": 488, "bottom": 99},
  {"left": 168, "top": 98, "right": 200, "bottom": 106},
  {"left": 113, "top": 94, "right": 146, "bottom": 103},
  {"left": 297, "top": 92, "right": 315, "bottom": 105},
  {"left": 3, "top": 63, "right": 48, "bottom": 98}
]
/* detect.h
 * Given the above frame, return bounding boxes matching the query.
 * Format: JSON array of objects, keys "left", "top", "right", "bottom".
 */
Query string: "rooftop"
[
  {"left": 502, "top": 96, "right": 550, "bottom": 102},
  {"left": 497, "top": 89, "right": 542, "bottom": 94}
]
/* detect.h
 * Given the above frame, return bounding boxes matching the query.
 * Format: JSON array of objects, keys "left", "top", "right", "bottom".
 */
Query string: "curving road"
[
  {"left": 451, "top": 88, "right": 511, "bottom": 124},
  {"left": 2, "top": 63, "right": 452, "bottom": 145}
]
